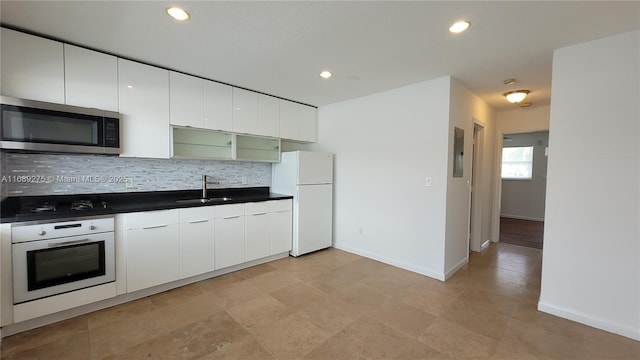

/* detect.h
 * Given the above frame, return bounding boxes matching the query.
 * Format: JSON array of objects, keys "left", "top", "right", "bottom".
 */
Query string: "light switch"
[{"left": 425, "top": 177, "right": 432, "bottom": 187}]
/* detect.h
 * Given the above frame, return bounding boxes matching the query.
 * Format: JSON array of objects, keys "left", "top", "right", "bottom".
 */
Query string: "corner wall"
[
  {"left": 446, "top": 79, "right": 496, "bottom": 272},
  {"left": 539, "top": 30, "right": 640, "bottom": 340},
  {"left": 301, "top": 77, "right": 452, "bottom": 279}
]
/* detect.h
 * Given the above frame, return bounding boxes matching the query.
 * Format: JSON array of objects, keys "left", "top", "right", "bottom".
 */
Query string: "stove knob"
[
  {"left": 89, "top": 225, "right": 96, "bottom": 230},
  {"left": 38, "top": 230, "right": 46, "bottom": 236}
]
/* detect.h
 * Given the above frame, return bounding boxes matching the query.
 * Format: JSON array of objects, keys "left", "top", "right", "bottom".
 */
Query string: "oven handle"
[{"left": 47, "top": 238, "right": 91, "bottom": 247}]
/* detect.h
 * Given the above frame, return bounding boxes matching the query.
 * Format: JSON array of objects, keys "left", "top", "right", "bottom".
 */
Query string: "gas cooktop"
[{"left": 8, "top": 198, "right": 112, "bottom": 220}]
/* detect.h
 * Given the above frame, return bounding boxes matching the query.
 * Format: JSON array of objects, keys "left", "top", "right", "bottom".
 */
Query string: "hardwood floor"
[
  {"left": 499, "top": 217, "right": 544, "bottom": 249},
  {"left": 2, "top": 244, "right": 639, "bottom": 359}
]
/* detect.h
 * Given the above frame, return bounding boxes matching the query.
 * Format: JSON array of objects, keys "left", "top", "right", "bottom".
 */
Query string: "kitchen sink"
[
  {"left": 208, "top": 197, "right": 233, "bottom": 202},
  {"left": 175, "top": 198, "right": 212, "bottom": 204},
  {"left": 175, "top": 197, "right": 233, "bottom": 204}
]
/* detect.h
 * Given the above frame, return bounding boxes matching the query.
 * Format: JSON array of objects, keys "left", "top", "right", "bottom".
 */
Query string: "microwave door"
[{"left": 0, "top": 97, "right": 120, "bottom": 154}]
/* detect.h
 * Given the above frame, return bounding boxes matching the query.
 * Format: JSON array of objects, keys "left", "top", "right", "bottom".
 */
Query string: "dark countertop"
[{"left": 0, "top": 187, "right": 292, "bottom": 223}]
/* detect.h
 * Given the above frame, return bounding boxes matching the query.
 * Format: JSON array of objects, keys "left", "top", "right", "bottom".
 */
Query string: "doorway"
[
  {"left": 498, "top": 131, "right": 549, "bottom": 249},
  {"left": 468, "top": 122, "right": 487, "bottom": 252}
]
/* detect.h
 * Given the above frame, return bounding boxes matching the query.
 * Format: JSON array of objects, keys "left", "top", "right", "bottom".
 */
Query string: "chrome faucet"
[{"left": 201, "top": 175, "right": 220, "bottom": 198}]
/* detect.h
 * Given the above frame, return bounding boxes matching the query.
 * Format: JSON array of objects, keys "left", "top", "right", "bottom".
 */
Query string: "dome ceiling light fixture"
[{"left": 504, "top": 90, "right": 530, "bottom": 104}]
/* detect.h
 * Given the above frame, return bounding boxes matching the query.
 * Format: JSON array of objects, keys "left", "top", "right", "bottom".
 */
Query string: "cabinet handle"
[
  {"left": 188, "top": 219, "right": 209, "bottom": 224},
  {"left": 142, "top": 224, "right": 168, "bottom": 229},
  {"left": 252, "top": 213, "right": 267, "bottom": 216},
  {"left": 274, "top": 210, "right": 291, "bottom": 213},
  {"left": 223, "top": 216, "right": 240, "bottom": 220}
]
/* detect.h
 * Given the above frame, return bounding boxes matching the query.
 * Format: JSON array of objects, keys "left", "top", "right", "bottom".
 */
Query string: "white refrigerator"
[{"left": 272, "top": 151, "right": 333, "bottom": 256}]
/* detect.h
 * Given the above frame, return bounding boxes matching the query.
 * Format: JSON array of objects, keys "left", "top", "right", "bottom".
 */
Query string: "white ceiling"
[{"left": 1, "top": 1, "right": 638, "bottom": 110}]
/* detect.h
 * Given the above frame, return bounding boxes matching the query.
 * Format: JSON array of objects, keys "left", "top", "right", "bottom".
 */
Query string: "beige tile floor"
[{"left": 2, "top": 243, "right": 639, "bottom": 359}]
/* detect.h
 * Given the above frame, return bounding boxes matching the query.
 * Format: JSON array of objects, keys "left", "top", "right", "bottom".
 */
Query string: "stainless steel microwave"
[{"left": 0, "top": 96, "right": 120, "bottom": 155}]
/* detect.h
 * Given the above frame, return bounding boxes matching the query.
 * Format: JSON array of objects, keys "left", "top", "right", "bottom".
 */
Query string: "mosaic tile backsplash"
[{"left": 1, "top": 152, "right": 271, "bottom": 197}]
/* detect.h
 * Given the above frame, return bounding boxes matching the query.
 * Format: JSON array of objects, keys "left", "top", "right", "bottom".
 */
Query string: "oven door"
[{"left": 12, "top": 232, "right": 115, "bottom": 304}]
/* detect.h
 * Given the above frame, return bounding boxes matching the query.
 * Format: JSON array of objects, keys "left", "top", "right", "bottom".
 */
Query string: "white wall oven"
[{"left": 11, "top": 217, "right": 115, "bottom": 304}]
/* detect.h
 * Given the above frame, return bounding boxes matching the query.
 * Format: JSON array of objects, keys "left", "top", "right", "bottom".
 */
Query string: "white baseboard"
[
  {"left": 501, "top": 214, "right": 544, "bottom": 222},
  {"left": 332, "top": 243, "right": 446, "bottom": 281},
  {"left": 444, "top": 257, "right": 468, "bottom": 280},
  {"left": 538, "top": 301, "right": 640, "bottom": 341},
  {"left": 481, "top": 239, "right": 491, "bottom": 250}
]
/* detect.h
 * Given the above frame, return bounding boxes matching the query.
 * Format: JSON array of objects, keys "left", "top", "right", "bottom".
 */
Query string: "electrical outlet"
[
  {"left": 241, "top": 176, "right": 248, "bottom": 185},
  {"left": 125, "top": 178, "right": 134, "bottom": 189}
]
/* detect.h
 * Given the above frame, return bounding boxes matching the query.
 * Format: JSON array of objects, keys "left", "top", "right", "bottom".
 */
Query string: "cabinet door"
[
  {"left": 64, "top": 44, "right": 118, "bottom": 111},
  {"left": 204, "top": 81, "right": 233, "bottom": 131},
  {"left": 180, "top": 219, "right": 215, "bottom": 278},
  {"left": 270, "top": 209, "right": 292, "bottom": 255},
  {"left": 170, "top": 72, "right": 204, "bottom": 128},
  {"left": 257, "top": 94, "right": 280, "bottom": 137},
  {"left": 232, "top": 88, "right": 258, "bottom": 135},
  {"left": 245, "top": 202, "right": 270, "bottom": 261},
  {"left": 126, "top": 224, "right": 180, "bottom": 292},
  {"left": 298, "top": 105, "right": 318, "bottom": 142},
  {"left": 279, "top": 100, "right": 299, "bottom": 140},
  {"left": 118, "top": 59, "right": 170, "bottom": 158},
  {"left": 235, "top": 135, "right": 280, "bottom": 162},
  {"left": 1, "top": 28, "right": 64, "bottom": 103},
  {"left": 214, "top": 216, "right": 245, "bottom": 269}
]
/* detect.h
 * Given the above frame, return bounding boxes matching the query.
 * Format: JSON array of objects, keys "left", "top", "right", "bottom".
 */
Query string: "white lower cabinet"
[
  {"left": 214, "top": 204, "right": 245, "bottom": 269},
  {"left": 245, "top": 202, "right": 271, "bottom": 262},
  {"left": 179, "top": 207, "right": 215, "bottom": 278},
  {"left": 123, "top": 201, "right": 291, "bottom": 293},
  {"left": 126, "top": 210, "right": 180, "bottom": 292},
  {"left": 270, "top": 200, "right": 293, "bottom": 255}
]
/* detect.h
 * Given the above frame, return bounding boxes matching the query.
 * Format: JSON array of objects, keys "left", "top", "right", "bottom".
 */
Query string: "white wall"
[
  {"left": 446, "top": 79, "right": 496, "bottom": 270},
  {"left": 539, "top": 30, "right": 640, "bottom": 340},
  {"left": 497, "top": 105, "right": 550, "bottom": 134},
  {"left": 501, "top": 131, "right": 549, "bottom": 221},
  {"left": 300, "top": 77, "right": 452, "bottom": 279}
]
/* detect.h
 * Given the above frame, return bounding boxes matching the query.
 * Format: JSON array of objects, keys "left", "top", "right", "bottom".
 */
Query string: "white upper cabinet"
[
  {"left": 279, "top": 100, "right": 299, "bottom": 140},
  {"left": 64, "top": 44, "right": 118, "bottom": 111},
  {"left": 169, "top": 72, "right": 204, "bottom": 128},
  {"left": 118, "top": 59, "right": 170, "bottom": 158},
  {"left": 298, "top": 105, "right": 318, "bottom": 142},
  {"left": 204, "top": 81, "right": 233, "bottom": 132},
  {"left": 279, "top": 100, "right": 317, "bottom": 142},
  {"left": 257, "top": 94, "right": 280, "bottom": 138},
  {"left": 1, "top": 28, "right": 64, "bottom": 103},
  {"left": 232, "top": 88, "right": 258, "bottom": 134}
]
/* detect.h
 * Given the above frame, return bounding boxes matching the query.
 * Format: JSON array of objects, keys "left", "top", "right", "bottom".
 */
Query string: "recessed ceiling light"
[
  {"left": 320, "top": 71, "right": 332, "bottom": 79},
  {"left": 449, "top": 20, "right": 470, "bottom": 34},
  {"left": 167, "top": 7, "right": 190, "bottom": 21}
]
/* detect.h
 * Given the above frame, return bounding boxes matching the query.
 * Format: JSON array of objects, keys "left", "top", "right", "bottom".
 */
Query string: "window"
[{"left": 502, "top": 146, "right": 533, "bottom": 180}]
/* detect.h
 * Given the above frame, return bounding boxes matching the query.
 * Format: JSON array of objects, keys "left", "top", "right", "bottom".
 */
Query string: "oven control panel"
[{"left": 11, "top": 217, "right": 115, "bottom": 243}]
